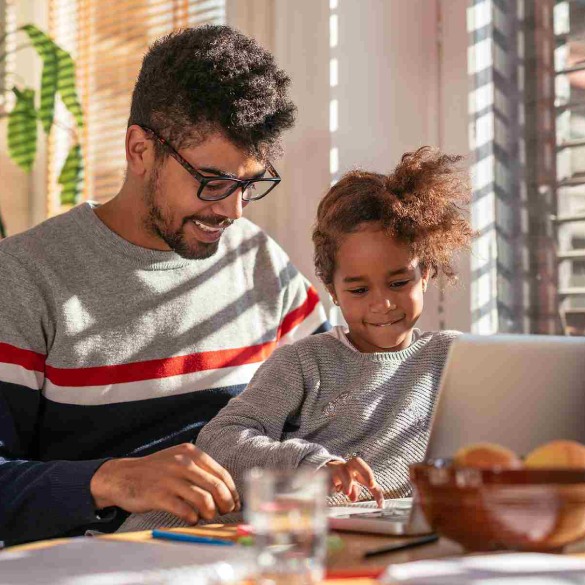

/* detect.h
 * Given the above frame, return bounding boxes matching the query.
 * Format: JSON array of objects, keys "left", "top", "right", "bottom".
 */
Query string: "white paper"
[
  {"left": 0, "top": 538, "right": 254, "bottom": 585},
  {"left": 381, "top": 553, "right": 585, "bottom": 585}
]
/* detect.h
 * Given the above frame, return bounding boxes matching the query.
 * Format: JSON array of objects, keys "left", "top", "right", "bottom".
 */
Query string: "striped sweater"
[{"left": 0, "top": 202, "right": 328, "bottom": 545}]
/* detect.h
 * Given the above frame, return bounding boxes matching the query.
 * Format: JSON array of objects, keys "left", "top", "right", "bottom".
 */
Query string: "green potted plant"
[{"left": 0, "top": 24, "right": 84, "bottom": 238}]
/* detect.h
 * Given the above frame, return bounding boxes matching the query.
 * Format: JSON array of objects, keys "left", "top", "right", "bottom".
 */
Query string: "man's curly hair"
[
  {"left": 313, "top": 146, "right": 475, "bottom": 287},
  {"left": 128, "top": 25, "right": 296, "bottom": 159}
]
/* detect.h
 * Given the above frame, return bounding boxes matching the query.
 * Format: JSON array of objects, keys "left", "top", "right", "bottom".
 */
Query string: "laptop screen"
[{"left": 425, "top": 334, "right": 585, "bottom": 461}]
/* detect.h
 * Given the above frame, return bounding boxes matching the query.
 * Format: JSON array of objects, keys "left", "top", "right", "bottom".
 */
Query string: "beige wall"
[
  {"left": 0, "top": 0, "right": 47, "bottom": 237},
  {"left": 437, "top": 0, "right": 472, "bottom": 333},
  {"left": 230, "top": 0, "right": 472, "bottom": 330},
  {"left": 2, "top": 0, "right": 472, "bottom": 329}
]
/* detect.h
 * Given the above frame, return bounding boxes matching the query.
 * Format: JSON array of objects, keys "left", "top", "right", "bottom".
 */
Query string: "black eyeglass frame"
[{"left": 139, "top": 125, "right": 281, "bottom": 202}]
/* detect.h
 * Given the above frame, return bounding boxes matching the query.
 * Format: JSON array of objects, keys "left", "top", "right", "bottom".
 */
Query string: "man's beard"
[{"left": 143, "top": 172, "right": 230, "bottom": 260}]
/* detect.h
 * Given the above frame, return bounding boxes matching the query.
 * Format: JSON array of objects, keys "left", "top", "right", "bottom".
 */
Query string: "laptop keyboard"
[
  {"left": 348, "top": 508, "right": 412, "bottom": 522},
  {"left": 330, "top": 498, "right": 413, "bottom": 523}
]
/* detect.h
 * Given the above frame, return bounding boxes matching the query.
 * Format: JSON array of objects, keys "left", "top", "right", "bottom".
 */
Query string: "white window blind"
[
  {"left": 47, "top": 0, "right": 225, "bottom": 216},
  {"left": 0, "top": 0, "right": 16, "bottom": 114}
]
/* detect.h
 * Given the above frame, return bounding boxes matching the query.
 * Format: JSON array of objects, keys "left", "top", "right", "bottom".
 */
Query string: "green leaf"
[
  {"left": 21, "top": 24, "right": 83, "bottom": 129},
  {"left": 20, "top": 24, "right": 59, "bottom": 134},
  {"left": 39, "top": 51, "right": 59, "bottom": 133},
  {"left": 58, "top": 144, "right": 84, "bottom": 205},
  {"left": 56, "top": 47, "right": 84, "bottom": 128},
  {"left": 7, "top": 87, "right": 37, "bottom": 171},
  {"left": 20, "top": 24, "right": 55, "bottom": 59}
]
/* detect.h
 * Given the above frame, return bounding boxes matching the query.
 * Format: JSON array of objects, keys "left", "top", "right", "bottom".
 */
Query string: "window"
[
  {"left": 554, "top": 0, "right": 585, "bottom": 334},
  {"left": 47, "top": 0, "right": 225, "bottom": 216}
]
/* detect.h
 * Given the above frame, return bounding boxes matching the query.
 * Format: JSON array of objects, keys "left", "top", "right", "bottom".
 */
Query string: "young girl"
[
  {"left": 193, "top": 146, "right": 474, "bottom": 506},
  {"left": 119, "top": 146, "right": 474, "bottom": 530}
]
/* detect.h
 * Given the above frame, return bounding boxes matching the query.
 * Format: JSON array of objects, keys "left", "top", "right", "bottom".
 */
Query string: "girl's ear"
[{"left": 421, "top": 266, "right": 431, "bottom": 293}]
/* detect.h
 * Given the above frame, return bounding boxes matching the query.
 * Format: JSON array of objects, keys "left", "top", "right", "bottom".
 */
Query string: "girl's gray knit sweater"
[
  {"left": 197, "top": 328, "right": 459, "bottom": 500},
  {"left": 119, "top": 328, "right": 458, "bottom": 531}
]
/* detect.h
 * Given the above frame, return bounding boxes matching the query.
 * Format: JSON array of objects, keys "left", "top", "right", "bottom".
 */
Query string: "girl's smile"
[
  {"left": 330, "top": 223, "right": 429, "bottom": 353},
  {"left": 365, "top": 316, "right": 404, "bottom": 327}
]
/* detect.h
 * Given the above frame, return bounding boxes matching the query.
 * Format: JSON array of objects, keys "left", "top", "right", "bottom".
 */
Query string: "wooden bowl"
[{"left": 410, "top": 462, "right": 585, "bottom": 552}]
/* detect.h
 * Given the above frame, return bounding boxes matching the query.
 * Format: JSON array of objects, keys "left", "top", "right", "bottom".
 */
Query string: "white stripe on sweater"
[{"left": 0, "top": 362, "right": 44, "bottom": 391}]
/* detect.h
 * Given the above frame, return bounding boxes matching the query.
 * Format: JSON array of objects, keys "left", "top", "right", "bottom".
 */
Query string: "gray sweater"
[
  {"left": 118, "top": 328, "right": 457, "bottom": 531},
  {"left": 197, "top": 328, "right": 458, "bottom": 502}
]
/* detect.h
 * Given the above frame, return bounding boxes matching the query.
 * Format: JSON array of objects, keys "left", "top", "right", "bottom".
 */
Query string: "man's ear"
[{"left": 126, "top": 125, "right": 154, "bottom": 177}]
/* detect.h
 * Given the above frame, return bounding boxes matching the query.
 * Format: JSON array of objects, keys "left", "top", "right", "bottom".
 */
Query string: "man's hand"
[
  {"left": 327, "top": 457, "right": 384, "bottom": 508},
  {"left": 90, "top": 443, "right": 240, "bottom": 524}
]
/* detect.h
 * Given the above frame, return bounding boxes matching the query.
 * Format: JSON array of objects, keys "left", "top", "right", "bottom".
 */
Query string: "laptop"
[{"left": 329, "top": 333, "right": 585, "bottom": 535}]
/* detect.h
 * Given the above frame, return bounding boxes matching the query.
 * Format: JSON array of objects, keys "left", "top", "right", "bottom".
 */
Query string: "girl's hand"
[{"left": 326, "top": 457, "right": 384, "bottom": 508}]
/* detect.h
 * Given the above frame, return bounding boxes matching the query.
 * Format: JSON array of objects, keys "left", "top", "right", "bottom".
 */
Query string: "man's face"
[
  {"left": 330, "top": 224, "right": 429, "bottom": 353},
  {"left": 144, "top": 133, "right": 265, "bottom": 260}
]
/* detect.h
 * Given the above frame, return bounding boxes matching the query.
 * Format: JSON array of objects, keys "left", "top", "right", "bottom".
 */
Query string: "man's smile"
[
  {"left": 192, "top": 219, "right": 226, "bottom": 233},
  {"left": 188, "top": 219, "right": 229, "bottom": 243}
]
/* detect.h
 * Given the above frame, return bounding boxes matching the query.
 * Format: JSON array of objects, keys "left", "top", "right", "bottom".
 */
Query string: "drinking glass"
[{"left": 244, "top": 467, "right": 329, "bottom": 585}]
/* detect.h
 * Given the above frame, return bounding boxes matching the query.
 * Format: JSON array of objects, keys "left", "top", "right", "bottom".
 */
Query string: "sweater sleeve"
[
  {"left": 196, "top": 344, "right": 342, "bottom": 494},
  {"left": 0, "top": 250, "right": 111, "bottom": 545}
]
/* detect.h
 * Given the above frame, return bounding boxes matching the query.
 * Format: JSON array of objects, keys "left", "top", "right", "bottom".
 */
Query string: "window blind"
[
  {"left": 48, "top": 0, "right": 225, "bottom": 216},
  {"left": 0, "top": 0, "right": 16, "bottom": 114}
]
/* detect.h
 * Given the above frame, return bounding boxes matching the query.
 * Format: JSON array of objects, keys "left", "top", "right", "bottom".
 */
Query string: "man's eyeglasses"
[{"left": 140, "top": 126, "right": 281, "bottom": 202}]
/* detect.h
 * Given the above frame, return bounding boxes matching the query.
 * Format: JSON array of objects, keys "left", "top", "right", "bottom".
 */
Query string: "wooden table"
[
  {"left": 6, "top": 527, "right": 585, "bottom": 584},
  {"left": 104, "top": 527, "right": 465, "bottom": 579}
]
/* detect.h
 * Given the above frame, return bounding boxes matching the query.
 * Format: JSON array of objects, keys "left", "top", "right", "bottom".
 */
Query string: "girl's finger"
[
  {"left": 371, "top": 484, "right": 385, "bottom": 508},
  {"left": 348, "top": 457, "right": 384, "bottom": 507},
  {"left": 330, "top": 472, "right": 343, "bottom": 492},
  {"left": 334, "top": 464, "right": 353, "bottom": 496},
  {"left": 349, "top": 482, "right": 360, "bottom": 501},
  {"left": 348, "top": 457, "right": 376, "bottom": 488}
]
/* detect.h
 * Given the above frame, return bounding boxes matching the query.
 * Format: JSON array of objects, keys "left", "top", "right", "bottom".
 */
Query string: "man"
[{"left": 0, "top": 26, "right": 328, "bottom": 545}]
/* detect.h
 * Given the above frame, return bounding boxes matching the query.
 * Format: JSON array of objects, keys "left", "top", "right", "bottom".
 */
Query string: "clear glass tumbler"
[{"left": 244, "top": 467, "right": 329, "bottom": 585}]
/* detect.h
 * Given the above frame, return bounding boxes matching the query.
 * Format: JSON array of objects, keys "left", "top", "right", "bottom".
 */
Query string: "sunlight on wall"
[
  {"left": 329, "top": 0, "right": 340, "bottom": 185},
  {"left": 328, "top": 0, "right": 343, "bottom": 325}
]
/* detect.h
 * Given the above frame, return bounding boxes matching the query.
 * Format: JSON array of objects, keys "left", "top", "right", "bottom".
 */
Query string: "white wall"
[
  {"left": 230, "top": 0, "right": 472, "bottom": 331},
  {"left": 333, "top": 0, "right": 442, "bottom": 331},
  {"left": 438, "top": 0, "right": 472, "bottom": 333},
  {"left": 229, "top": 0, "right": 332, "bottom": 304}
]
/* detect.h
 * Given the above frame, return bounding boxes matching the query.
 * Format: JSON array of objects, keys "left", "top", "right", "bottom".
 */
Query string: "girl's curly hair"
[{"left": 312, "top": 146, "right": 475, "bottom": 287}]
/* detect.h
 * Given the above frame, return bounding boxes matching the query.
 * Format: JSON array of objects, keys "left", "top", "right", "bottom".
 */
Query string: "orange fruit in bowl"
[
  {"left": 453, "top": 442, "right": 522, "bottom": 469},
  {"left": 524, "top": 440, "right": 585, "bottom": 469}
]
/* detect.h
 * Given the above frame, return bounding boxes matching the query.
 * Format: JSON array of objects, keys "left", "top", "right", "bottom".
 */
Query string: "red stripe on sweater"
[
  {"left": 4, "top": 290, "right": 320, "bottom": 387},
  {"left": 44, "top": 341, "right": 277, "bottom": 387},
  {"left": 277, "top": 286, "right": 320, "bottom": 340},
  {"left": 0, "top": 342, "right": 46, "bottom": 373}
]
